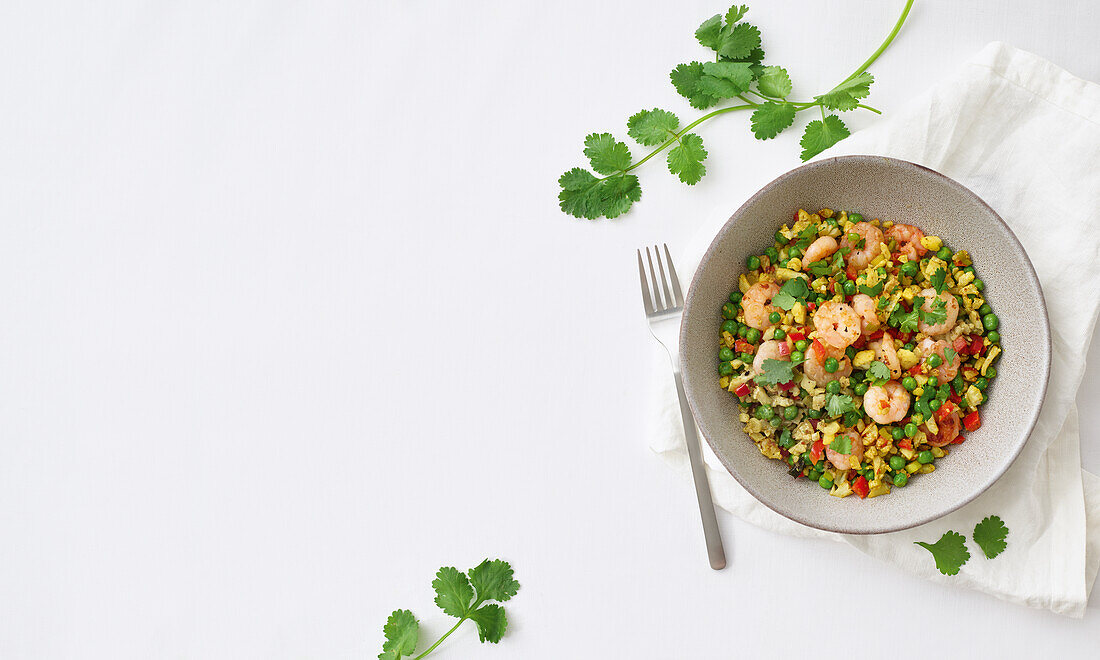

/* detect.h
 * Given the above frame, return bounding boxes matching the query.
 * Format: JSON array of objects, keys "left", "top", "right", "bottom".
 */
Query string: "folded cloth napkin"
[{"left": 649, "top": 42, "right": 1100, "bottom": 617}]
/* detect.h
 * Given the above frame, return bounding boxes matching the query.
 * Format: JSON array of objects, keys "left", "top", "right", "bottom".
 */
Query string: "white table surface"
[{"left": 1, "top": 1, "right": 1098, "bottom": 657}]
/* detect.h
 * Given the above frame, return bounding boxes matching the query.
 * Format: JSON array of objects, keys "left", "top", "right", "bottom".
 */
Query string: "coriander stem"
[
  {"left": 618, "top": 104, "right": 756, "bottom": 174},
  {"left": 839, "top": 0, "right": 913, "bottom": 85},
  {"left": 412, "top": 599, "right": 484, "bottom": 660}
]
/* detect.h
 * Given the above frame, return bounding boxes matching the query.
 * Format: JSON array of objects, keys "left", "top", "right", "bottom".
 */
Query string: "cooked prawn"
[
  {"left": 885, "top": 223, "right": 929, "bottom": 261},
  {"left": 862, "top": 380, "right": 911, "bottom": 424},
  {"left": 753, "top": 339, "right": 792, "bottom": 375},
  {"left": 803, "top": 236, "right": 839, "bottom": 265},
  {"left": 917, "top": 288, "right": 960, "bottom": 336},
  {"left": 802, "top": 343, "right": 852, "bottom": 384},
  {"left": 742, "top": 282, "right": 781, "bottom": 331},
  {"left": 868, "top": 336, "right": 902, "bottom": 379},
  {"left": 813, "top": 300, "right": 861, "bottom": 348},
  {"left": 917, "top": 337, "right": 961, "bottom": 385},
  {"left": 850, "top": 293, "right": 880, "bottom": 334},
  {"left": 839, "top": 221, "right": 884, "bottom": 270},
  {"left": 923, "top": 409, "right": 960, "bottom": 447},
  {"left": 825, "top": 430, "right": 864, "bottom": 471}
]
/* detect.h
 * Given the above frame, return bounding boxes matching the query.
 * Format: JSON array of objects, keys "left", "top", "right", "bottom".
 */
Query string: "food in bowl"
[{"left": 717, "top": 208, "right": 1002, "bottom": 500}]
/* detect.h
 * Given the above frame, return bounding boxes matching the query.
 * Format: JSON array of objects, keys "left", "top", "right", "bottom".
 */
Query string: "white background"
[{"left": 1, "top": 1, "right": 1098, "bottom": 657}]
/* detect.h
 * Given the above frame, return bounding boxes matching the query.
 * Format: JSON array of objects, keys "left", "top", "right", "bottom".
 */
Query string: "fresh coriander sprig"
[
  {"left": 558, "top": 1, "right": 914, "bottom": 220},
  {"left": 378, "top": 559, "right": 520, "bottom": 660}
]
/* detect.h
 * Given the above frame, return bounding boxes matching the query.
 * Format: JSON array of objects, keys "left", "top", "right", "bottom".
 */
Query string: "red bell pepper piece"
[
  {"left": 735, "top": 339, "right": 755, "bottom": 354},
  {"left": 734, "top": 382, "right": 751, "bottom": 398},
  {"left": 970, "top": 335, "right": 985, "bottom": 355},
  {"left": 810, "top": 439, "right": 824, "bottom": 463},
  {"left": 963, "top": 411, "right": 981, "bottom": 432},
  {"left": 867, "top": 329, "right": 885, "bottom": 341},
  {"left": 811, "top": 339, "right": 828, "bottom": 359},
  {"left": 779, "top": 380, "right": 797, "bottom": 391},
  {"left": 788, "top": 330, "right": 805, "bottom": 341},
  {"left": 852, "top": 476, "right": 870, "bottom": 499},
  {"left": 935, "top": 401, "right": 957, "bottom": 423},
  {"left": 896, "top": 331, "right": 913, "bottom": 345},
  {"left": 898, "top": 439, "right": 912, "bottom": 451},
  {"left": 846, "top": 265, "right": 859, "bottom": 281},
  {"left": 778, "top": 341, "right": 791, "bottom": 357},
  {"left": 951, "top": 435, "right": 966, "bottom": 444},
  {"left": 953, "top": 336, "right": 970, "bottom": 355}
]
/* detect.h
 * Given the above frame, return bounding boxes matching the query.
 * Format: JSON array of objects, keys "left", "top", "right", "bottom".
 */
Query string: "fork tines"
[{"left": 637, "top": 244, "right": 684, "bottom": 314}]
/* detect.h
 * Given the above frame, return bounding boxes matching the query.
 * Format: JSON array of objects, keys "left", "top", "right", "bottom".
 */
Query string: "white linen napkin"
[{"left": 649, "top": 42, "right": 1100, "bottom": 617}]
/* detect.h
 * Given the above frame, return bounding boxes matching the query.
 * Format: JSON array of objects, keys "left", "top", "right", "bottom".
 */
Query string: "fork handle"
[{"left": 672, "top": 370, "right": 727, "bottom": 570}]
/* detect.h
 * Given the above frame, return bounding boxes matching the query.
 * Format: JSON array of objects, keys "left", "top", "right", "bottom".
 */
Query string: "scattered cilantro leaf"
[
  {"left": 725, "top": 4, "right": 749, "bottom": 24},
  {"left": 825, "top": 394, "right": 856, "bottom": 418},
  {"left": 800, "top": 115, "right": 851, "bottom": 161},
  {"left": 770, "top": 277, "right": 809, "bottom": 310},
  {"left": 930, "top": 266, "right": 947, "bottom": 294},
  {"left": 469, "top": 604, "right": 508, "bottom": 643},
  {"left": 756, "top": 65, "right": 793, "bottom": 98},
  {"left": 815, "top": 71, "right": 874, "bottom": 111},
  {"left": 667, "top": 133, "right": 708, "bottom": 185},
  {"left": 858, "top": 282, "right": 883, "bottom": 297},
  {"left": 379, "top": 610, "right": 419, "bottom": 660},
  {"left": 432, "top": 567, "right": 474, "bottom": 618},
  {"left": 670, "top": 62, "right": 722, "bottom": 110},
  {"left": 944, "top": 346, "right": 957, "bottom": 366},
  {"left": 867, "top": 360, "right": 891, "bottom": 383},
  {"left": 919, "top": 297, "right": 947, "bottom": 327},
  {"left": 697, "top": 61, "right": 754, "bottom": 99},
  {"left": 890, "top": 306, "right": 919, "bottom": 333},
  {"left": 694, "top": 14, "right": 724, "bottom": 50},
  {"left": 468, "top": 559, "right": 521, "bottom": 602},
  {"left": 557, "top": 169, "right": 641, "bottom": 220},
  {"left": 751, "top": 102, "right": 796, "bottom": 140},
  {"left": 829, "top": 435, "right": 851, "bottom": 454},
  {"left": 627, "top": 109, "right": 679, "bottom": 146},
  {"left": 717, "top": 22, "right": 761, "bottom": 60},
  {"left": 583, "top": 133, "right": 632, "bottom": 175},
  {"left": 915, "top": 531, "right": 970, "bottom": 576},
  {"left": 973, "top": 515, "right": 1009, "bottom": 559},
  {"left": 754, "top": 358, "right": 801, "bottom": 386}
]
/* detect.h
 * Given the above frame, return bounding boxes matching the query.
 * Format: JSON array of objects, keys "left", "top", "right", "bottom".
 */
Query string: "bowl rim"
[{"left": 679, "top": 154, "right": 1051, "bottom": 534}]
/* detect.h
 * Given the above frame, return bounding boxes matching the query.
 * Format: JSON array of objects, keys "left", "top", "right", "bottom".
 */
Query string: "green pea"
[
  {"left": 927, "top": 354, "right": 942, "bottom": 368},
  {"left": 722, "top": 303, "right": 738, "bottom": 320},
  {"left": 982, "top": 313, "right": 999, "bottom": 331},
  {"left": 757, "top": 405, "right": 774, "bottom": 420},
  {"left": 985, "top": 366, "right": 997, "bottom": 379},
  {"left": 765, "top": 248, "right": 780, "bottom": 263},
  {"left": 721, "top": 319, "right": 739, "bottom": 335},
  {"left": 719, "top": 347, "right": 735, "bottom": 361},
  {"left": 847, "top": 232, "right": 859, "bottom": 243},
  {"left": 784, "top": 406, "right": 799, "bottom": 420},
  {"left": 853, "top": 382, "right": 869, "bottom": 396},
  {"left": 746, "top": 328, "right": 761, "bottom": 343},
  {"left": 826, "top": 380, "right": 841, "bottom": 394},
  {"left": 903, "top": 342, "right": 915, "bottom": 352},
  {"left": 787, "top": 454, "right": 798, "bottom": 466},
  {"left": 819, "top": 475, "right": 834, "bottom": 489},
  {"left": 773, "top": 328, "right": 786, "bottom": 340},
  {"left": 987, "top": 330, "right": 1000, "bottom": 344},
  {"left": 769, "top": 311, "right": 782, "bottom": 324},
  {"left": 747, "top": 255, "right": 760, "bottom": 270},
  {"left": 845, "top": 345, "right": 856, "bottom": 360},
  {"left": 902, "top": 376, "right": 917, "bottom": 391},
  {"left": 900, "top": 261, "right": 918, "bottom": 277},
  {"left": 769, "top": 417, "right": 783, "bottom": 428},
  {"left": 790, "top": 247, "right": 803, "bottom": 258},
  {"left": 928, "top": 398, "right": 942, "bottom": 413},
  {"left": 719, "top": 361, "right": 734, "bottom": 375},
  {"left": 738, "top": 325, "right": 749, "bottom": 338},
  {"left": 849, "top": 212, "right": 864, "bottom": 222},
  {"left": 893, "top": 472, "right": 909, "bottom": 487},
  {"left": 889, "top": 455, "right": 906, "bottom": 470},
  {"left": 952, "top": 374, "right": 965, "bottom": 395},
  {"left": 825, "top": 218, "right": 839, "bottom": 229},
  {"left": 890, "top": 427, "right": 905, "bottom": 441},
  {"left": 794, "top": 339, "right": 810, "bottom": 352},
  {"left": 936, "top": 247, "right": 952, "bottom": 261},
  {"left": 979, "top": 303, "right": 992, "bottom": 316},
  {"left": 807, "top": 468, "right": 821, "bottom": 481},
  {"left": 842, "top": 280, "right": 856, "bottom": 296},
  {"left": 824, "top": 357, "right": 839, "bottom": 373},
  {"left": 774, "top": 230, "right": 786, "bottom": 244},
  {"left": 973, "top": 279, "right": 984, "bottom": 291},
  {"left": 807, "top": 408, "right": 822, "bottom": 419},
  {"left": 790, "top": 350, "right": 804, "bottom": 363},
  {"left": 975, "top": 377, "right": 989, "bottom": 391},
  {"left": 904, "top": 422, "right": 918, "bottom": 437},
  {"left": 861, "top": 468, "right": 875, "bottom": 480},
  {"left": 918, "top": 450, "right": 934, "bottom": 464},
  {"left": 739, "top": 352, "right": 753, "bottom": 363}
]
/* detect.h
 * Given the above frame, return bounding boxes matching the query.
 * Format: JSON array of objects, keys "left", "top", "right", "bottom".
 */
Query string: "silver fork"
[{"left": 638, "top": 245, "right": 726, "bottom": 570}]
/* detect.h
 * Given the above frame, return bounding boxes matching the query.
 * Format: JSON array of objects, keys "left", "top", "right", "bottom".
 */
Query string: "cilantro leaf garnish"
[
  {"left": 754, "top": 358, "right": 802, "bottom": 386},
  {"left": 944, "top": 346, "right": 957, "bottom": 366},
  {"left": 666, "top": 133, "right": 708, "bottom": 184},
  {"left": 973, "top": 515, "right": 1009, "bottom": 559},
  {"left": 808, "top": 251, "right": 844, "bottom": 276},
  {"left": 559, "top": 3, "right": 916, "bottom": 219},
  {"left": 627, "top": 109, "right": 680, "bottom": 146},
  {"left": 867, "top": 360, "right": 891, "bottom": 384},
  {"left": 828, "top": 435, "right": 851, "bottom": 454},
  {"left": 930, "top": 266, "right": 947, "bottom": 294},
  {"left": 825, "top": 393, "right": 856, "bottom": 418},
  {"left": 890, "top": 306, "right": 919, "bottom": 333},
  {"left": 799, "top": 115, "right": 851, "bottom": 161},
  {"left": 858, "top": 282, "right": 883, "bottom": 297},
  {"left": 770, "top": 277, "right": 809, "bottom": 310},
  {"left": 378, "top": 560, "right": 520, "bottom": 659},
  {"left": 919, "top": 297, "right": 947, "bottom": 327},
  {"left": 915, "top": 531, "right": 971, "bottom": 576}
]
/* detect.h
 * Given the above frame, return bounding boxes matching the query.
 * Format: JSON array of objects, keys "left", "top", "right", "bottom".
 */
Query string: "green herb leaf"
[
  {"left": 973, "top": 515, "right": 1009, "bottom": 559},
  {"left": 754, "top": 358, "right": 801, "bottom": 387},
  {"left": 724, "top": 4, "right": 749, "bottom": 24},
  {"left": 919, "top": 297, "right": 947, "bottom": 327},
  {"left": 583, "top": 133, "right": 632, "bottom": 175},
  {"left": 694, "top": 14, "right": 724, "bottom": 50},
  {"left": 468, "top": 559, "right": 521, "bottom": 603},
  {"left": 557, "top": 169, "right": 641, "bottom": 220},
  {"left": 829, "top": 435, "right": 851, "bottom": 455},
  {"left": 756, "top": 65, "right": 793, "bottom": 98},
  {"left": 717, "top": 22, "right": 762, "bottom": 60},
  {"left": 815, "top": 71, "right": 874, "bottom": 111},
  {"left": 432, "top": 567, "right": 474, "bottom": 618},
  {"left": 667, "top": 133, "right": 708, "bottom": 185},
  {"left": 469, "top": 604, "right": 508, "bottom": 644},
  {"left": 750, "top": 101, "right": 796, "bottom": 140},
  {"left": 379, "top": 609, "right": 419, "bottom": 660},
  {"left": 930, "top": 266, "right": 947, "bottom": 294},
  {"left": 770, "top": 277, "right": 809, "bottom": 310},
  {"left": 799, "top": 115, "right": 851, "bottom": 161},
  {"left": 697, "top": 61, "right": 754, "bottom": 99},
  {"left": 944, "top": 346, "right": 957, "bottom": 366},
  {"left": 890, "top": 306, "right": 919, "bottom": 333},
  {"left": 915, "top": 530, "right": 971, "bottom": 576},
  {"left": 627, "top": 109, "right": 679, "bottom": 146},
  {"left": 858, "top": 282, "right": 883, "bottom": 297},
  {"left": 867, "top": 360, "right": 891, "bottom": 383},
  {"left": 670, "top": 62, "right": 721, "bottom": 110},
  {"left": 825, "top": 394, "right": 856, "bottom": 418}
]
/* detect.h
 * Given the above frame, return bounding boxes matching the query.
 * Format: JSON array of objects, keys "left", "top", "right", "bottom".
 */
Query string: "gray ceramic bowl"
[{"left": 680, "top": 155, "right": 1049, "bottom": 534}]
